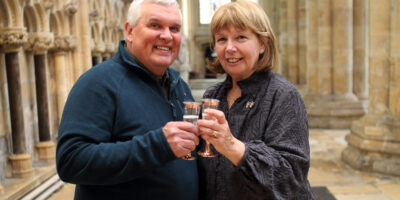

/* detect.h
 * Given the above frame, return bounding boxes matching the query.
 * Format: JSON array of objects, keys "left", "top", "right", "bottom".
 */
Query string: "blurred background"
[{"left": 0, "top": 0, "right": 399, "bottom": 199}]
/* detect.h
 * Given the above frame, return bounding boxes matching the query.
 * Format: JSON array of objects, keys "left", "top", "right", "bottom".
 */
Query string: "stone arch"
[
  {"left": 104, "top": 0, "right": 111, "bottom": 24},
  {"left": 112, "top": 29, "right": 119, "bottom": 44},
  {"left": 33, "top": 3, "right": 49, "bottom": 32},
  {"left": 23, "top": 6, "right": 39, "bottom": 32},
  {"left": 49, "top": 12, "right": 61, "bottom": 35},
  {"left": 91, "top": 0, "right": 101, "bottom": 17},
  {"left": 56, "top": 11, "right": 68, "bottom": 34},
  {"left": 91, "top": 23, "right": 101, "bottom": 42},
  {"left": 6, "top": 0, "right": 24, "bottom": 27},
  {"left": 102, "top": 27, "right": 110, "bottom": 43},
  {"left": 0, "top": 0, "right": 9, "bottom": 28}
]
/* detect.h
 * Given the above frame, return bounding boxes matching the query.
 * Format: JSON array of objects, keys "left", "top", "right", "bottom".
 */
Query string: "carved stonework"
[
  {"left": 52, "top": 35, "right": 76, "bottom": 52},
  {"left": 9, "top": 154, "right": 34, "bottom": 178},
  {"left": 0, "top": 27, "right": 28, "bottom": 52},
  {"left": 35, "top": 141, "right": 55, "bottom": 163},
  {"left": 89, "top": 10, "right": 99, "bottom": 21},
  {"left": 64, "top": 1, "right": 78, "bottom": 16},
  {"left": 105, "top": 43, "right": 116, "bottom": 53},
  {"left": 92, "top": 41, "right": 106, "bottom": 54},
  {"left": 43, "top": 0, "right": 55, "bottom": 10},
  {"left": 24, "top": 32, "right": 54, "bottom": 53}
]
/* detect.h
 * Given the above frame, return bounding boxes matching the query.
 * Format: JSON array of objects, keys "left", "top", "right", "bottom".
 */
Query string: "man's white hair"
[{"left": 126, "top": 0, "right": 181, "bottom": 26}]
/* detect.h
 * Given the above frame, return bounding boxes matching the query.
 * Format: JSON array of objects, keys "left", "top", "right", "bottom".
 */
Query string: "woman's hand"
[{"left": 197, "top": 109, "right": 245, "bottom": 165}]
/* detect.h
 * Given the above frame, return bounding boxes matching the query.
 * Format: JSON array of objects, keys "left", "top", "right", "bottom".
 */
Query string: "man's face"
[{"left": 125, "top": 2, "right": 182, "bottom": 77}]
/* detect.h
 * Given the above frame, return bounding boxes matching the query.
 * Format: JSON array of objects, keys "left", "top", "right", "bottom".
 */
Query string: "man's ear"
[{"left": 125, "top": 22, "right": 133, "bottom": 42}]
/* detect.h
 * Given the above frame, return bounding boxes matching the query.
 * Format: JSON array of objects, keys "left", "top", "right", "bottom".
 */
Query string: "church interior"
[{"left": 0, "top": 0, "right": 399, "bottom": 199}]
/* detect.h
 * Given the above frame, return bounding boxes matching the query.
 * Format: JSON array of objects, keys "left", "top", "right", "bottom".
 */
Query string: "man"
[{"left": 56, "top": 0, "right": 199, "bottom": 199}]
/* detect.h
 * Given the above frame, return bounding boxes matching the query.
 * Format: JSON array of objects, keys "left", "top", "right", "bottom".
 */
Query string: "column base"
[
  {"left": 342, "top": 145, "right": 400, "bottom": 176},
  {"left": 0, "top": 184, "right": 3, "bottom": 194},
  {"left": 342, "top": 115, "right": 400, "bottom": 176},
  {"left": 305, "top": 94, "right": 366, "bottom": 129},
  {"left": 35, "top": 141, "right": 55, "bottom": 163},
  {"left": 9, "top": 154, "right": 34, "bottom": 178}
]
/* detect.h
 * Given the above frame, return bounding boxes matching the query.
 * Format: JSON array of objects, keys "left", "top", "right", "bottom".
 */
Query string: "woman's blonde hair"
[{"left": 208, "top": 0, "right": 278, "bottom": 73}]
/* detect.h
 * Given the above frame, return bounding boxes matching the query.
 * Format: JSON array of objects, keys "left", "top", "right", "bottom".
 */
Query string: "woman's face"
[{"left": 214, "top": 25, "right": 264, "bottom": 81}]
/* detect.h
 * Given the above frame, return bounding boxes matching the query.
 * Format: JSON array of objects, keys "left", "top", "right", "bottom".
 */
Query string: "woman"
[{"left": 197, "top": 1, "right": 315, "bottom": 199}]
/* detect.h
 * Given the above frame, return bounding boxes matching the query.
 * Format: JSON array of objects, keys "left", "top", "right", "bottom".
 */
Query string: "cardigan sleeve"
[
  {"left": 236, "top": 88, "right": 311, "bottom": 199},
  {"left": 56, "top": 69, "right": 176, "bottom": 185}
]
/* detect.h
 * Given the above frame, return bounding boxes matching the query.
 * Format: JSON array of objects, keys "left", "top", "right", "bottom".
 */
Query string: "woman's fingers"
[{"left": 203, "top": 109, "right": 226, "bottom": 124}]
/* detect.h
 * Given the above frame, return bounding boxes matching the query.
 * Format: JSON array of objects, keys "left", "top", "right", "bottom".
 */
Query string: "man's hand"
[{"left": 163, "top": 122, "right": 199, "bottom": 158}]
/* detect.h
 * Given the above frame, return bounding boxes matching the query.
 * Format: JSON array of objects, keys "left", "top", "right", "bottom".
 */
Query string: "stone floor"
[{"left": 44, "top": 129, "right": 400, "bottom": 200}]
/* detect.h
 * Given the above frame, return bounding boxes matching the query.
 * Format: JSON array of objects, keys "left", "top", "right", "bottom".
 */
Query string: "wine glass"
[
  {"left": 182, "top": 101, "right": 201, "bottom": 160},
  {"left": 198, "top": 98, "right": 219, "bottom": 157}
]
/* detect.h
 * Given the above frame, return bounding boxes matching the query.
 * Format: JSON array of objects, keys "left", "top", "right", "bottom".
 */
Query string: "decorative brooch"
[{"left": 245, "top": 101, "right": 255, "bottom": 109}]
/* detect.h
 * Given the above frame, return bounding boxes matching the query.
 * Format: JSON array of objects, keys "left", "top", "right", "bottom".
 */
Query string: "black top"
[{"left": 198, "top": 71, "right": 315, "bottom": 200}]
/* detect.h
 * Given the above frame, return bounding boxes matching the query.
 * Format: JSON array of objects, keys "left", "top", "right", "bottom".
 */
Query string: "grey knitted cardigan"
[{"left": 198, "top": 71, "right": 315, "bottom": 200}]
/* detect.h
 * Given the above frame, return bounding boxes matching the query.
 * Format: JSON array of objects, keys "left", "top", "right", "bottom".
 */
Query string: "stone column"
[
  {"left": 342, "top": 0, "right": 400, "bottom": 176},
  {"left": 73, "top": 0, "right": 91, "bottom": 79},
  {"left": 0, "top": 27, "right": 33, "bottom": 178},
  {"left": 51, "top": 36, "right": 76, "bottom": 123},
  {"left": 25, "top": 32, "right": 55, "bottom": 163},
  {"left": 278, "top": 0, "right": 288, "bottom": 77},
  {"left": 287, "top": 0, "right": 299, "bottom": 85},
  {"left": 92, "top": 41, "right": 105, "bottom": 67},
  {"left": 92, "top": 55, "right": 102, "bottom": 67},
  {"left": 297, "top": 0, "right": 307, "bottom": 87},
  {"left": 353, "top": 0, "right": 369, "bottom": 107},
  {"left": 304, "top": 0, "right": 365, "bottom": 128},
  {"left": 305, "top": 0, "right": 318, "bottom": 97}
]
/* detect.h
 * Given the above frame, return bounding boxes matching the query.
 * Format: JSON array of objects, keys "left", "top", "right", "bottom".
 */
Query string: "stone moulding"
[
  {"left": 92, "top": 41, "right": 106, "bottom": 54},
  {"left": 35, "top": 141, "right": 55, "bottom": 162},
  {"left": 63, "top": 1, "right": 78, "bottom": 16},
  {"left": 8, "top": 154, "right": 34, "bottom": 178},
  {"left": 105, "top": 42, "right": 115, "bottom": 53},
  {"left": 0, "top": 27, "right": 28, "bottom": 52},
  {"left": 51, "top": 35, "right": 76, "bottom": 52},
  {"left": 24, "top": 32, "right": 54, "bottom": 53}
]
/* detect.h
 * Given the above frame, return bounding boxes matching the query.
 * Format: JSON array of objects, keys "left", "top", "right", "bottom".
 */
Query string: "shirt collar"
[
  {"left": 221, "top": 70, "right": 271, "bottom": 98},
  {"left": 124, "top": 45, "right": 167, "bottom": 80}
]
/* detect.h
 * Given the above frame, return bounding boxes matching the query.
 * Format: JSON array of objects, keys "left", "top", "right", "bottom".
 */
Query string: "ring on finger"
[{"left": 212, "top": 130, "right": 219, "bottom": 138}]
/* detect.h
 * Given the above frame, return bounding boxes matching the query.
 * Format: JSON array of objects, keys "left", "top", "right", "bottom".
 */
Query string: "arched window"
[{"left": 199, "top": 0, "right": 231, "bottom": 24}]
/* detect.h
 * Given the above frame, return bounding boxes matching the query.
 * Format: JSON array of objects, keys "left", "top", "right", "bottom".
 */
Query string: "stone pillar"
[
  {"left": 74, "top": 0, "right": 91, "bottom": 79},
  {"left": 342, "top": 0, "right": 400, "bottom": 176},
  {"left": 92, "top": 41, "right": 105, "bottom": 67},
  {"left": 304, "top": 0, "right": 365, "bottom": 128},
  {"left": 297, "top": 0, "right": 307, "bottom": 87},
  {"left": 0, "top": 27, "right": 33, "bottom": 178},
  {"left": 305, "top": 0, "right": 318, "bottom": 96},
  {"left": 353, "top": 0, "right": 369, "bottom": 107},
  {"left": 25, "top": 32, "right": 56, "bottom": 163},
  {"left": 317, "top": 0, "right": 332, "bottom": 96},
  {"left": 92, "top": 55, "right": 102, "bottom": 67},
  {"left": 278, "top": 0, "right": 288, "bottom": 77},
  {"left": 287, "top": 0, "right": 299, "bottom": 85},
  {"left": 51, "top": 36, "right": 76, "bottom": 123},
  {"left": 0, "top": 183, "right": 3, "bottom": 194}
]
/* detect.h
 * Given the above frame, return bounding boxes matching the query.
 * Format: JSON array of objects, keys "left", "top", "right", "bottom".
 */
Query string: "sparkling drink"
[
  {"left": 198, "top": 98, "right": 220, "bottom": 157},
  {"left": 183, "top": 115, "right": 199, "bottom": 125},
  {"left": 182, "top": 101, "right": 201, "bottom": 160}
]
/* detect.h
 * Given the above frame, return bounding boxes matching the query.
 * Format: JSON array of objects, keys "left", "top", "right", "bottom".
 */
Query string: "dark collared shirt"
[{"left": 198, "top": 71, "right": 315, "bottom": 200}]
